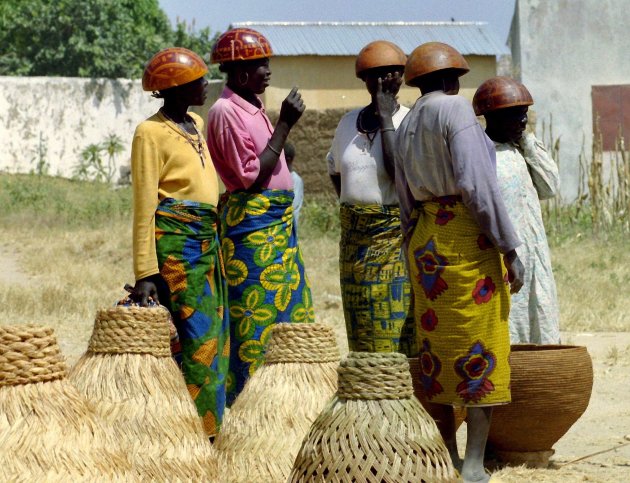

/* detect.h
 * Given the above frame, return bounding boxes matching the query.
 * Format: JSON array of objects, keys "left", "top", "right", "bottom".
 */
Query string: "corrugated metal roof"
[{"left": 231, "top": 21, "right": 509, "bottom": 56}]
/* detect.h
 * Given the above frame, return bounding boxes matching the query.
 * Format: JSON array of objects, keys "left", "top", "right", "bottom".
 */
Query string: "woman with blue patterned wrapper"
[
  {"left": 206, "top": 28, "right": 314, "bottom": 405},
  {"left": 129, "top": 47, "right": 229, "bottom": 438}
]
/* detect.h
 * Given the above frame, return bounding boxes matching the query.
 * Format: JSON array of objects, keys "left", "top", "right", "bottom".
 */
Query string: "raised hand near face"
[
  {"left": 279, "top": 86, "right": 306, "bottom": 128},
  {"left": 375, "top": 72, "right": 402, "bottom": 123}
]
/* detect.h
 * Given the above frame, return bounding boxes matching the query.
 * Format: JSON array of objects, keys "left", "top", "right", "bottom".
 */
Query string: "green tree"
[
  {"left": 0, "top": 0, "right": 221, "bottom": 78},
  {"left": 172, "top": 19, "right": 223, "bottom": 79}
]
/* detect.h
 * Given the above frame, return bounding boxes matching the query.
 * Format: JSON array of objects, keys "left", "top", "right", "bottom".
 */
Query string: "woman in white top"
[{"left": 327, "top": 40, "right": 416, "bottom": 356}]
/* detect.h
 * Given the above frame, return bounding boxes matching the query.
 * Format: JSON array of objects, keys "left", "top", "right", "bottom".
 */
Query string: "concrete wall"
[
  {"left": 509, "top": 0, "right": 630, "bottom": 201},
  {"left": 262, "top": 54, "right": 498, "bottom": 110},
  {"left": 0, "top": 77, "right": 224, "bottom": 180},
  {"left": 1, "top": 54, "right": 496, "bottom": 188}
]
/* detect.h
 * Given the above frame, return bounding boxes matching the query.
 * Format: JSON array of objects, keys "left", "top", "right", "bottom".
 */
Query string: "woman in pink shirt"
[{"left": 207, "top": 28, "right": 314, "bottom": 403}]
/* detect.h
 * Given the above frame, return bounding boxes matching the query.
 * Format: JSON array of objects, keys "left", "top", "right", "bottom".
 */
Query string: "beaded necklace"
[
  {"left": 159, "top": 109, "right": 206, "bottom": 167},
  {"left": 356, "top": 106, "right": 379, "bottom": 149},
  {"left": 355, "top": 104, "right": 401, "bottom": 151}
]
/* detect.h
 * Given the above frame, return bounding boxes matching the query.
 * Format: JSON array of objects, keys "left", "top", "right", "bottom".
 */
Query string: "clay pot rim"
[{"left": 510, "top": 344, "right": 587, "bottom": 352}]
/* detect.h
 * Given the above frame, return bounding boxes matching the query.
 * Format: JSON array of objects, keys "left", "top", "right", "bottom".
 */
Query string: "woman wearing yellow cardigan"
[{"left": 129, "top": 47, "right": 228, "bottom": 438}]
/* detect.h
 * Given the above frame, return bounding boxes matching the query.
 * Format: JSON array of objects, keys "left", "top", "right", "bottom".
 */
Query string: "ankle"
[{"left": 461, "top": 462, "right": 489, "bottom": 483}]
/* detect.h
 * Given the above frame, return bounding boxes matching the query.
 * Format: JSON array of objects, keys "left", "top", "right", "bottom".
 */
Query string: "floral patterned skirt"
[
  {"left": 408, "top": 198, "right": 511, "bottom": 407},
  {"left": 219, "top": 189, "right": 314, "bottom": 405},
  {"left": 155, "top": 198, "right": 229, "bottom": 436}
]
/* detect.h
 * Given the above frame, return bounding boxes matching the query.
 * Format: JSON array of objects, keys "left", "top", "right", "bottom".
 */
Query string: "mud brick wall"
[{"left": 268, "top": 108, "right": 349, "bottom": 200}]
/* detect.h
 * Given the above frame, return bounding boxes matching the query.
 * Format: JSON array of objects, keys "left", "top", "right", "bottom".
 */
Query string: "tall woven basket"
[
  {"left": 0, "top": 324, "right": 131, "bottom": 481},
  {"left": 487, "top": 344, "right": 593, "bottom": 468},
  {"left": 68, "top": 305, "right": 217, "bottom": 481},
  {"left": 216, "top": 322, "right": 341, "bottom": 483},
  {"left": 289, "top": 352, "right": 457, "bottom": 482}
]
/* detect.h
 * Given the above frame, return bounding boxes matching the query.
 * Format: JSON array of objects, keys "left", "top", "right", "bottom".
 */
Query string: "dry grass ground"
[
  {"left": 552, "top": 236, "right": 630, "bottom": 332},
  {"left": 1, "top": 174, "right": 629, "bottom": 481}
]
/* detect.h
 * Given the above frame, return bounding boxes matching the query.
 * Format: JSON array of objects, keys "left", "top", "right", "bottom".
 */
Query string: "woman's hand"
[
  {"left": 130, "top": 275, "right": 164, "bottom": 306},
  {"left": 504, "top": 250, "right": 525, "bottom": 294},
  {"left": 376, "top": 72, "right": 402, "bottom": 123},
  {"left": 279, "top": 86, "right": 305, "bottom": 128},
  {"left": 257, "top": 87, "right": 305, "bottom": 187}
]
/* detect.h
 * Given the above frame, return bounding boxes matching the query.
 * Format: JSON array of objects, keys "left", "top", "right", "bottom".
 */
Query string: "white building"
[{"left": 509, "top": 0, "right": 630, "bottom": 201}]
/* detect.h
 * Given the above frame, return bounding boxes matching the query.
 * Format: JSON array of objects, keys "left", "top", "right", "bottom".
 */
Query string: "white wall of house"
[
  {"left": 510, "top": 0, "right": 630, "bottom": 201},
  {"left": 0, "top": 77, "right": 224, "bottom": 180}
]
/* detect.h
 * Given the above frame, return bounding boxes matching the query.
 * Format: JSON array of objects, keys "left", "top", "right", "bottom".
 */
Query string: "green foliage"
[
  {"left": 542, "top": 202, "right": 593, "bottom": 246},
  {"left": 299, "top": 198, "right": 340, "bottom": 239},
  {"left": 172, "top": 20, "right": 223, "bottom": 79},
  {"left": 74, "top": 134, "right": 125, "bottom": 183},
  {"left": 0, "top": 0, "right": 220, "bottom": 78},
  {"left": 0, "top": 173, "right": 131, "bottom": 229},
  {"left": 30, "top": 132, "right": 50, "bottom": 176}
]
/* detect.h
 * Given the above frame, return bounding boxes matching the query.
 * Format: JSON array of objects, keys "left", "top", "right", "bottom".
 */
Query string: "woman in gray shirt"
[{"left": 381, "top": 42, "right": 525, "bottom": 483}]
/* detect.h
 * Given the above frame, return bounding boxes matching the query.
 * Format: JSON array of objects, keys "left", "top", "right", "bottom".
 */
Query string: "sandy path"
[
  {"left": 0, "top": 245, "right": 31, "bottom": 285},
  {"left": 548, "top": 332, "right": 630, "bottom": 478}
]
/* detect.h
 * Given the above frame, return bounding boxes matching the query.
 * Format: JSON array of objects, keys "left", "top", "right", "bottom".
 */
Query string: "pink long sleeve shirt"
[{"left": 206, "top": 86, "right": 293, "bottom": 192}]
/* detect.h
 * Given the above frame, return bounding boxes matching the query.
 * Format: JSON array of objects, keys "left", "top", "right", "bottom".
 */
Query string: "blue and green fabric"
[
  {"left": 219, "top": 189, "right": 314, "bottom": 404},
  {"left": 155, "top": 197, "right": 230, "bottom": 436},
  {"left": 339, "top": 203, "right": 417, "bottom": 357}
]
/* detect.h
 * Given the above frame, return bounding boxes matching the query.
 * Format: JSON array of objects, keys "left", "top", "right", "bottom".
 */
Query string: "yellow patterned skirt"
[
  {"left": 339, "top": 203, "right": 417, "bottom": 356},
  {"left": 408, "top": 197, "right": 511, "bottom": 407}
]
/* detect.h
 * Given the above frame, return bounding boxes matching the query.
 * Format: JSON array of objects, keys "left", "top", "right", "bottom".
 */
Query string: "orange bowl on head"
[{"left": 142, "top": 47, "right": 208, "bottom": 92}]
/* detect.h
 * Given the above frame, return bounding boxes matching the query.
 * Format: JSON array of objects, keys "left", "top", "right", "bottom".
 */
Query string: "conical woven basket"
[
  {"left": 289, "top": 352, "right": 457, "bottom": 482},
  {"left": 216, "top": 322, "right": 340, "bottom": 483},
  {"left": 68, "top": 306, "right": 217, "bottom": 481},
  {"left": 0, "top": 324, "right": 131, "bottom": 482},
  {"left": 487, "top": 344, "right": 593, "bottom": 468}
]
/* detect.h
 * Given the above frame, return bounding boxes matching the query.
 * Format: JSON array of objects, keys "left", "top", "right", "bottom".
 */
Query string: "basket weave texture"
[
  {"left": 264, "top": 322, "right": 341, "bottom": 363},
  {"left": 289, "top": 352, "right": 457, "bottom": 482},
  {"left": 216, "top": 322, "right": 341, "bottom": 483},
  {"left": 488, "top": 344, "right": 593, "bottom": 453},
  {"left": 0, "top": 324, "right": 131, "bottom": 481},
  {"left": 70, "top": 306, "right": 217, "bottom": 481},
  {"left": 0, "top": 325, "right": 67, "bottom": 385},
  {"left": 88, "top": 305, "right": 171, "bottom": 356}
]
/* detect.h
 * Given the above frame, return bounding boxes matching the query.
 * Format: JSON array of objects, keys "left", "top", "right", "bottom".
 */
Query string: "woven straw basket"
[
  {"left": 408, "top": 357, "right": 467, "bottom": 430},
  {"left": 487, "top": 344, "right": 593, "bottom": 468},
  {"left": 289, "top": 352, "right": 457, "bottom": 482},
  {"left": 69, "top": 305, "right": 218, "bottom": 481},
  {"left": 216, "top": 322, "right": 340, "bottom": 483},
  {"left": 0, "top": 324, "right": 131, "bottom": 481}
]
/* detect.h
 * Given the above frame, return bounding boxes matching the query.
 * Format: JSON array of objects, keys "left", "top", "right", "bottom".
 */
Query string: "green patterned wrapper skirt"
[{"left": 155, "top": 197, "right": 229, "bottom": 436}]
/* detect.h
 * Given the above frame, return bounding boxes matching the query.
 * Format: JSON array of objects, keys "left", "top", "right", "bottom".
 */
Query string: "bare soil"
[{"left": 0, "top": 246, "right": 31, "bottom": 286}]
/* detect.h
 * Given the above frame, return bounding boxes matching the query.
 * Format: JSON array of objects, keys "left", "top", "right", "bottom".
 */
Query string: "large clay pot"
[
  {"left": 408, "top": 357, "right": 467, "bottom": 430},
  {"left": 487, "top": 344, "right": 593, "bottom": 468}
]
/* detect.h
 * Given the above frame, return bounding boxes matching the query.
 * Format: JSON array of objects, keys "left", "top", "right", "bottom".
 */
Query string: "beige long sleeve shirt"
[{"left": 395, "top": 91, "right": 521, "bottom": 254}]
